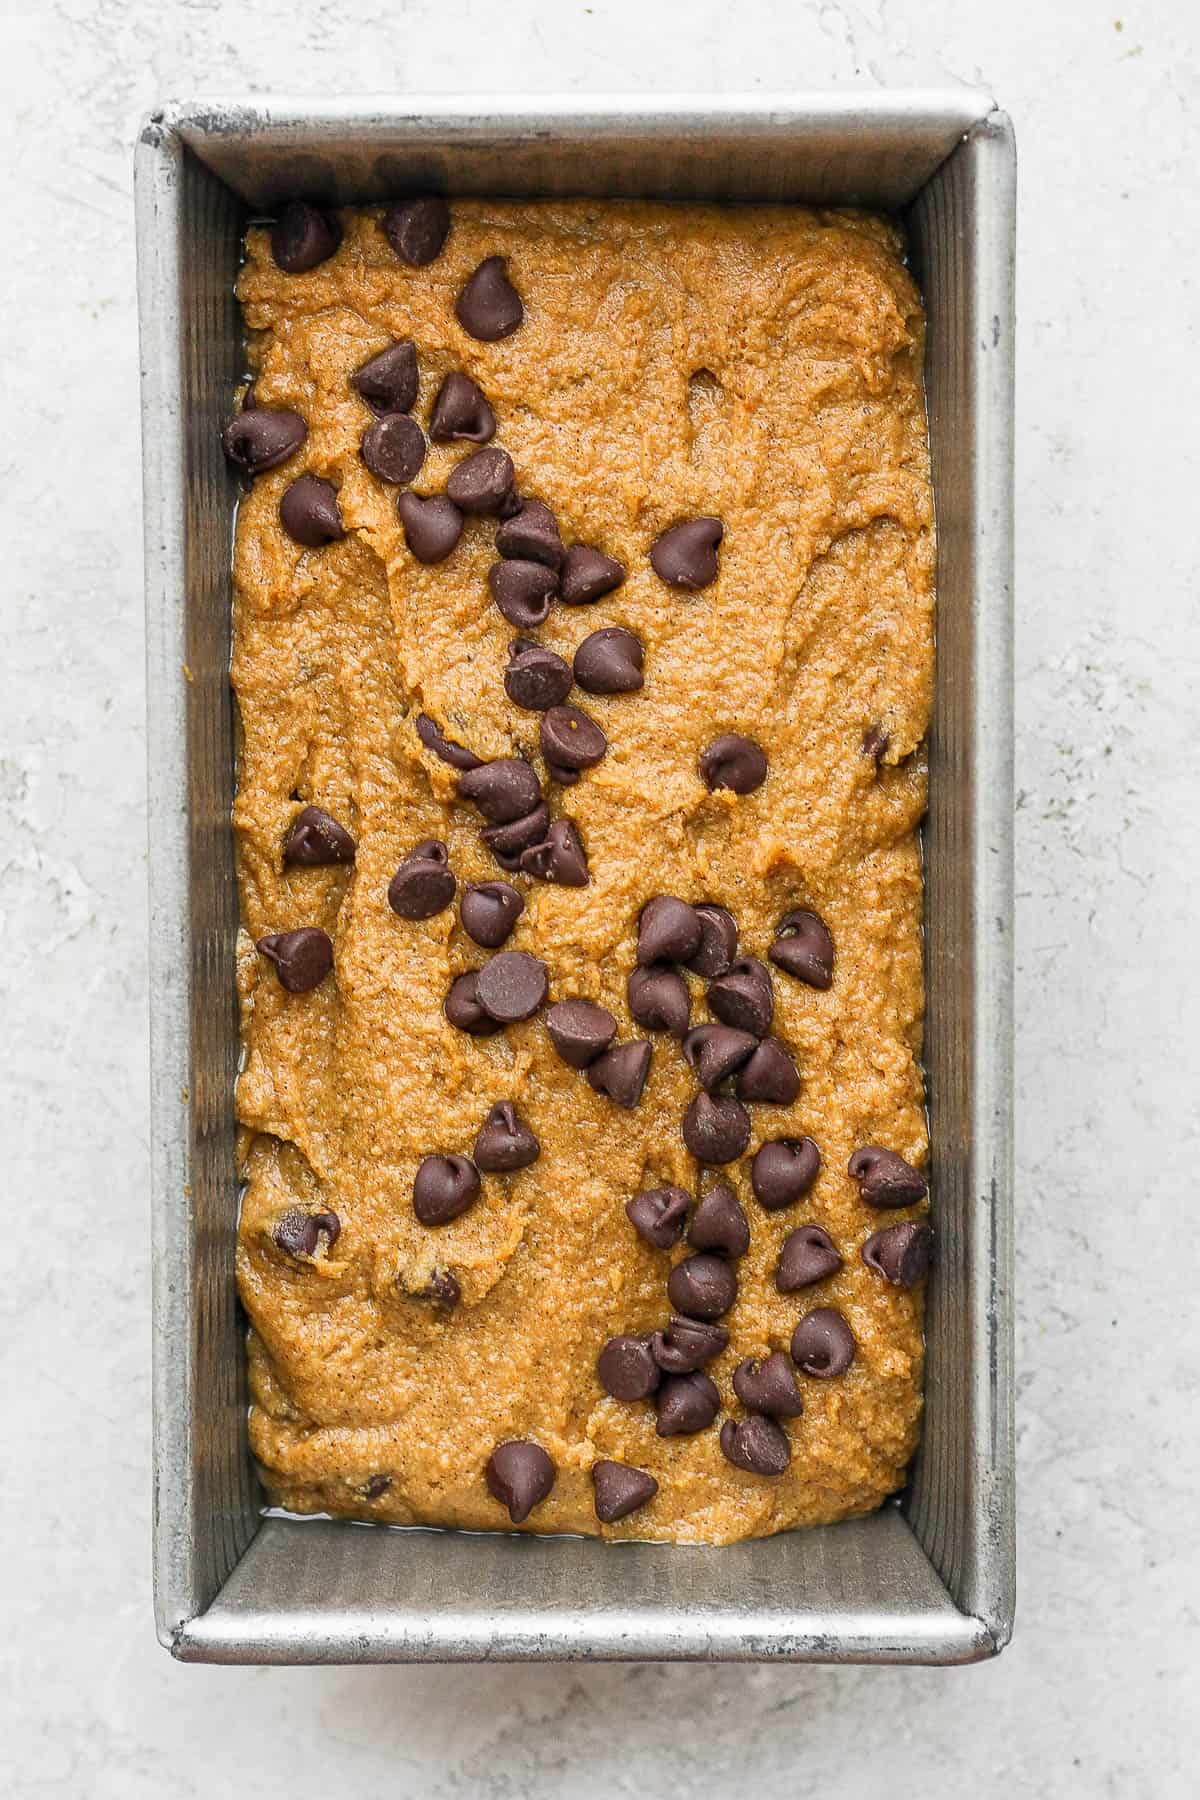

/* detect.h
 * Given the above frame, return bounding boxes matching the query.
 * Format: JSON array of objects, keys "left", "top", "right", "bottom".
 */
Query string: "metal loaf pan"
[{"left": 135, "top": 93, "right": 1015, "bottom": 1665}]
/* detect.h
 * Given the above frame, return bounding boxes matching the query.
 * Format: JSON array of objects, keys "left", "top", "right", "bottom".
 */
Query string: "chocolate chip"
[
  {"left": 519, "top": 817, "right": 589, "bottom": 886},
  {"left": 682, "top": 1023, "right": 757, "bottom": 1091},
  {"left": 736, "top": 1037, "right": 801, "bottom": 1105},
  {"left": 732, "top": 1352, "right": 804, "bottom": 1417},
  {"left": 504, "top": 640, "right": 573, "bottom": 711},
  {"left": 592, "top": 1460, "right": 658, "bottom": 1524},
  {"left": 569, "top": 631, "right": 642, "bottom": 703},
  {"left": 546, "top": 998, "right": 617, "bottom": 1069},
  {"left": 848, "top": 1146, "right": 929, "bottom": 1208},
  {"left": 637, "top": 896, "right": 702, "bottom": 966},
  {"left": 700, "top": 733, "right": 768, "bottom": 795},
  {"left": 597, "top": 1335, "right": 661, "bottom": 1402},
  {"left": 273, "top": 1207, "right": 341, "bottom": 1257},
  {"left": 776, "top": 1223, "right": 843, "bottom": 1292},
  {"left": 283, "top": 805, "right": 356, "bottom": 866},
  {"left": 681, "top": 1092, "right": 751, "bottom": 1164},
  {"left": 361, "top": 412, "right": 426, "bottom": 485},
  {"left": 279, "top": 474, "right": 344, "bottom": 547},
  {"left": 270, "top": 200, "right": 340, "bottom": 273},
  {"left": 398, "top": 491, "right": 464, "bottom": 563},
  {"left": 485, "top": 1439, "right": 555, "bottom": 1523},
  {"left": 382, "top": 195, "right": 450, "bottom": 266},
  {"left": 444, "top": 970, "right": 504, "bottom": 1036},
  {"left": 482, "top": 802, "right": 550, "bottom": 868},
  {"left": 719, "top": 1415, "right": 791, "bottom": 1475},
  {"left": 649, "top": 1315, "right": 728, "bottom": 1372},
  {"left": 413, "top": 1153, "right": 481, "bottom": 1225},
  {"left": 667, "top": 1252, "right": 737, "bottom": 1321},
  {"left": 863, "top": 723, "right": 890, "bottom": 764},
  {"left": 650, "top": 516, "right": 723, "bottom": 589},
  {"left": 445, "top": 446, "right": 516, "bottom": 514},
  {"left": 862, "top": 1220, "right": 934, "bottom": 1287},
  {"left": 429, "top": 371, "right": 496, "bottom": 443},
  {"left": 457, "top": 757, "right": 542, "bottom": 824},
  {"left": 707, "top": 956, "right": 774, "bottom": 1037},
  {"left": 655, "top": 1371, "right": 720, "bottom": 1436},
  {"left": 627, "top": 967, "right": 691, "bottom": 1036},
  {"left": 474, "top": 949, "right": 548, "bottom": 1022},
  {"left": 489, "top": 560, "right": 558, "bottom": 629},
  {"left": 351, "top": 340, "right": 418, "bottom": 415},
  {"left": 456, "top": 255, "right": 524, "bottom": 340},
  {"left": 587, "top": 1040, "right": 652, "bottom": 1108},
  {"left": 684, "top": 903, "right": 738, "bottom": 978},
  {"left": 791, "top": 1307, "right": 856, "bottom": 1378},
  {"left": 473, "top": 1100, "right": 540, "bottom": 1172},
  {"left": 256, "top": 928, "right": 333, "bottom": 992},
  {"left": 751, "top": 1137, "right": 821, "bottom": 1211},
  {"left": 221, "top": 407, "right": 307, "bottom": 472},
  {"left": 416, "top": 1269, "right": 460, "bottom": 1306},
  {"left": 687, "top": 1183, "right": 749, "bottom": 1258},
  {"left": 625, "top": 1186, "right": 690, "bottom": 1250},
  {"left": 460, "top": 880, "right": 524, "bottom": 948},
  {"left": 363, "top": 1473, "right": 392, "bottom": 1499},
  {"left": 416, "top": 712, "right": 481, "bottom": 770},
  {"left": 540, "top": 705, "right": 607, "bottom": 774},
  {"left": 770, "top": 909, "right": 835, "bottom": 989},
  {"left": 387, "top": 839, "right": 456, "bottom": 919},
  {"left": 495, "top": 498, "right": 564, "bottom": 569},
  {"left": 559, "top": 544, "right": 626, "bottom": 605}
]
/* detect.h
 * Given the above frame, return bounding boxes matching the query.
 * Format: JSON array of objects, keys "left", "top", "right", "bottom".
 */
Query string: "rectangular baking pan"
[{"left": 136, "top": 93, "right": 1015, "bottom": 1665}]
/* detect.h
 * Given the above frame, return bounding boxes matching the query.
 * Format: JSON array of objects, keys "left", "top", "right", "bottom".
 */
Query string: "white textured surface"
[{"left": 3, "top": 1, "right": 1198, "bottom": 1794}]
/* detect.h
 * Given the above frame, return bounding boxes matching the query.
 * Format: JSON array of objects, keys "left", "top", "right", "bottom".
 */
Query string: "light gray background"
[{"left": 3, "top": 1, "right": 1196, "bottom": 1794}]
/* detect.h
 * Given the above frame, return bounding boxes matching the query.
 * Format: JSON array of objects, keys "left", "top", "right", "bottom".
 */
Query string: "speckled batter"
[{"left": 231, "top": 199, "right": 934, "bottom": 1543}]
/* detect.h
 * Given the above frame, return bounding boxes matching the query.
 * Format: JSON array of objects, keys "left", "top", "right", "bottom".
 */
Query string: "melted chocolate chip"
[
  {"left": 573, "top": 626, "right": 644, "bottom": 695},
  {"left": 586, "top": 1040, "right": 652, "bottom": 1109},
  {"left": 457, "top": 758, "right": 542, "bottom": 824},
  {"left": 387, "top": 839, "right": 456, "bottom": 919},
  {"left": 862, "top": 1220, "right": 934, "bottom": 1287},
  {"left": 625, "top": 1186, "right": 690, "bottom": 1250},
  {"left": 485, "top": 1439, "right": 555, "bottom": 1523},
  {"left": 283, "top": 805, "right": 356, "bottom": 866},
  {"left": 412, "top": 1153, "right": 481, "bottom": 1225},
  {"left": 790, "top": 1307, "right": 856, "bottom": 1378},
  {"left": 655, "top": 1371, "right": 720, "bottom": 1436},
  {"left": 489, "top": 560, "right": 558, "bottom": 629},
  {"left": 351, "top": 340, "right": 418, "bottom": 414},
  {"left": 732, "top": 1352, "right": 804, "bottom": 1418},
  {"left": 682, "top": 1023, "right": 757, "bottom": 1092},
  {"left": 456, "top": 256, "right": 524, "bottom": 340},
  {"left": 540, "top": 705, "right": 607, "bottom": 774},
  {"left": 597, "top": 1335, "right": 661, "bottom": 1402},
  {"left": 271, "top": 200, "right": 340, "bottom": 273},
  {"left": 444, "top": 970, "right": 504, "bottom": 1035},
  {"left": 473, "top": 1100, "right": 540, "bottom": 1173},
  {"left": 736, "top": 1037, "right": 801, "bottom": 1106},
  {"left": 221, "top": 407, "right": 307, "bottom": 472},
  {"left": 460, "top": 880, "right": 524, "bottom": 948},
  {"left": 751, "top": 1137, "right": 821, "bottom": 1212},
  {"left": 863, "top": 723, "right": 890, "bottom": 764},
  {"left": 518, "top": 817, "right": 589, "bottom": 886},
  {"left": 719, "top": 1414, "right": 791, "bottom": 1475},
  {"left": 699, "top": 733, "right": 768, "bottom": 795},
  {"left": 637, "top": 896, "right": 703, "bottom": 966},
  {"left": 429, "top": 371, "right": 495, "bottom": 443},
  {"left": 769, "top": 909, "right": 835, "bottom": 989},
  {"left": 848, "top": 1146, "right": 928, "bottom": 1208},
  {"left": 776, "top": 1223, "right": 843, "bottom": 1292},
  {"left": 592, "top": 1460, "right": 658, "bottom": 1524},
  {"left": 681, "top": 1092, "right": 751, "bottom": 1164},
  {"left": 707, "top": 957, "right": 774, "bottom": 1038},
  {"left": 687, "top": 1183, "right": 749, "bottom": 1258},
  {"left": 446, "top": 446, "right": 516, "bottom": 514},
  {"left": 627, "top": 967, "right": 691, "bottom": 1036},
  {"left": 495, "top": 498, "right": 564, "bottom": 569},
  {"left": 545, "top": 998, "right": 617, "bottom": 1069},
  {"left": 363, "top": 1473, "right": 392, "bottom": 1499},
  {"left": 650, "top": 516, "right": 723, "bottom": 589},
  {"left": 504, "top": 640, "right": 573, "bottom": 711},
  {"left": 416, "top": 712, "right": 481, "bottom": 770},
  {"left": 482, "top": 802, "right": 550, "bottom": 868},
  {"left": 649, "top": 1315, "right": 728, "bottom": 1373},
  {"left": 474, "top": 950, "right": 548, "bottom": 1023},
  {"left": 361, "top": 412, "right": 426, "bottom": 485},
  {"left": 559, "top": 544, "right": 626, "bottom": 605},
  {"left": 667, "top": 1252, "right": 738, "bottom": 1321},
  {"left": 416, "top": 1269, "right": 460, "bottom": 1306},
  {"left": 256, "top": 928, "right": 333, "bottom": 993},
  {"left": 279, "top": 474, "right": 344, "bottom": 546},
  {"left": 684, "top": 903, "right": 738, "bottom": 978},
  {"left": 382, "top": 196, "right": 450, "bottom": 266},
  {"left": 273, "top": 1207, "right": 341, "bottom": 1257}
]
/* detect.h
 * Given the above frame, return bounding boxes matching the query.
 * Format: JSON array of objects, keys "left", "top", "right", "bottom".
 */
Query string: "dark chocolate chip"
[
  {"left": 416, "top": 712, "right": 481, "bottom": 770},
  {"left": 719, "top": 1414, "right": 791, "bottom": 1475},
  {"left": 429, "top": 370, "right": 496, "bottom": 444},
  {"left": 387, "top": 838, "right": 456, "bottom": 920},
  {"left": 655, "top": 1371, "right": 720, "bottom": 1436},
  {"left": 485, "top": 1440, "right": 555, "bottom": 1523},
  {"left": 546, "top": 998, "right": 617, "bottom": 1069},
  {"left": 460, "top": 880, "right": 524, "bottom": 948},
  {"left": 351, "top": 340, "right": 418, "bottom": 415},
  {"left": 445, "top": 446, "right": 516, "bottom": 514},
  {"left": 543, "top": 758, "right": 581, "bottom": 789},
  {"left": 444, "top": 970, "right": 505, "bottom": 1036},
  {"left": 489, "top": 560, "right": 558, "bottom": 630},
  {"left": 684, "top": 903, "right": 738, "bottom": 978},
  {"left": 592, "top": 1460, "right": 658, "bottom": 1524},
  {"left": 776, "top": 1223, "right": 843, "bottom": 1292},
  {"left": 221, "top": 407, "right": 307, "bottom": 473},
  {"left": 625, "top": 1185, "right": 690, "bottom": 1250},
  {"left": 540, "top": 705, "right": 607, "bottom": 773},
  {"left": 482, "top": 802, "right": 550, "bottom": 868},
  {"left": 848, "top": 1146, "right": 929, "bottom": 1208},
  {"left": 790, "top": 1307, "right": 856, "bottom": 1378},
  {"left": 770, "top": 909, "right": 835, "bottom": 989},
  {"left": 559, "top": 544, "right": 626, "bottom": 605},
  {"left": 413, "top": 1153, "right": 481, "bottom": 1225},
  {"left": 284, "top": 805, "right": 356, "bottom": 866},
  {"left": 863, "top": 723, "right": 890, "bottom": 764},
  {"left": 279, "top": 474, "right": 344, "bottom": 546},
  {"left": 687, "top": 1183, "right": 749, "bottom": 1258},
  {"left": 650, "top": 516, "right": 723, "bottom": 589},
  {"left": 416, "top": 1269, "right": 460, "bottom": 1306},
  {"left": 273, "top": 1207, "right": 341, "bottom": 1257},
  {"left": 361, "top": 412, "right": 426, "bottom": 485},
  {"left": 518, "top": 817, "right": 589, "bottom": 886},
  {"left": 363, "top": 1473, "right": 392, "bottom": 1499},
  {"left": 457, "top": 758, "right": 542, "bottom": 824},
  {"left": 649, "top": 1315, "right": 728, "bottom": 1372},
  {"left": 473, "top": 1100, "right": 540, "bottom": 1172},
  {"left": 382, "top": 195, "right": 450, "bottom": 266},
  {"left": 504, "top": 640, "right": 573, "bottom": 711},
  {"left": 597, "top": 1334, "right": 661, "bottom": 1402},
  {"left": 474, "top": 949, "right": 548, "bottom": 1023},
  {"left": 736, "top": 1037, "right": 801, "bottom": 1106},
  {"left": 681, "top": 1092, "right": 751, "bottom": 1164},
  {"left": 637, "top": 896, "right": 702, "bottom": 966},
  {"left": 700, "top": 733, "right": 768, "bottom": 795},
  {"left": 586, "top": 1040, "right": 652, "bottom": 1108},
  {"left": 707, "top": 956, "right": 774, "bottom": 1038},
  {"left": 627, "top": 967, "right": 691, "bottom": 1036},
  {"left": 667, "top": 1252, "right": 738, "bottom": 1321},
  {"left": 862, "top": 1220, "right": 934, "bottom": 1287},
  {"left": 682, "top": 1023, "right": 757, "bottom": 1092},
  {"left": 572, "top": 625, "right": 644, "bottom": 696},
  {"left": 456, "top": 255, "right": 524, "bottom": 340},
  {"left": 398, "top": 491, "right": 464, "bottom": 563},
  {"left": 732, "top": 1352, "right": 804, "bottom": 1418},
  {"left": 256, "top": 928, "right": 333, "bottom": 993},
  {"left": 751, "top": 1137, "right": 821, "bottom": 1212},
  {"left": 495, "top": 498, "right": 564, "bottom": 569},
  {"left": 270, "top": 200, "right": 340, "bottom": 273}
]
